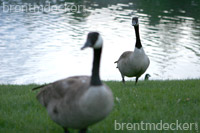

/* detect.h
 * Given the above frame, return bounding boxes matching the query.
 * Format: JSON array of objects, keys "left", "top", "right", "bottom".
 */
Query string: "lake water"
[{"left": 0, "top": 0, "right": 200, "bottom": 84}]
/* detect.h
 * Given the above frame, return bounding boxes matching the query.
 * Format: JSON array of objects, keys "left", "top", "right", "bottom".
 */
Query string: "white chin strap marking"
[{"left": 94, "top": 35, "right": 103, "bottom": 49}]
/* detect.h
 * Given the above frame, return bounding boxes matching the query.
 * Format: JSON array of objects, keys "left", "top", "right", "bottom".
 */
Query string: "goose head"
[
  {"left": 145, "top": 74, "right": 151, "bottom": 81},
  {"left": 81, "top": 32, "right": 103, "bottom": 50},
  {"left": 132, "top": 17, "right": 139, "bottom": 26}
]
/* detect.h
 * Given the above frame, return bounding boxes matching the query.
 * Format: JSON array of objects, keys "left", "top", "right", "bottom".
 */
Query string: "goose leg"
[
  {"left": 121, "top": 74, "right": 125, "bottom": 84},
  {"left": 135, "top": 77, "right": 139, "bottom": 85},
  {"left": 64, "top": 128, "right": 69, "bottom": 133},
  {"left": 79, "top": 128, "right": 87, "bottom": 133}
]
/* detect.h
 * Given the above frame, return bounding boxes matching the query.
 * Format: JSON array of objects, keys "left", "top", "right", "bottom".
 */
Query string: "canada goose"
[
  {"left": 115, "top": 17, "right": 150, "bottom": 85},
  {"left": 144, "top": 74, "right": 151, "bottom": 81},
  {"left": 32, "top": 32, "right": 114, "bottom": 133}
]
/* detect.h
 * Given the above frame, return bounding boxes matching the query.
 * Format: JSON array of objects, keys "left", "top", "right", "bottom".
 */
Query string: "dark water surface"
[{"left": 0, "top": 0, "right": 200, "bottom": 84}]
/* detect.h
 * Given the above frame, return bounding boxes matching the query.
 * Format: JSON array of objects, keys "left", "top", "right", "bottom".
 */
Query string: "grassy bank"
[{"left": 0, "top": 79, "right": 200, "bottom": 133}]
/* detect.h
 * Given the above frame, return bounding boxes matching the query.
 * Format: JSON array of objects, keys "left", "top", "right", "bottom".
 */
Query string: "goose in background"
[
  {"left": 32, "top": 32, "right": 114, "bottom": 133},
  {"left": 115, "top": 17, "right": 150, "bottom": 85},
  {"left": 144, "top": 74, "right": 151, "bottom": 81}
]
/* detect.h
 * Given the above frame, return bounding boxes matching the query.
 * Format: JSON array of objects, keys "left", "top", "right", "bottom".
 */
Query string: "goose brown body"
[
  {"left": 117, "top": 48, "right": 149, "bottom": 78},
  {"left": 33, "top": 32, "right": 114, "bottom": 133},
  {"left": 36, "top": 76, "right": 113, "bottom": 129}
]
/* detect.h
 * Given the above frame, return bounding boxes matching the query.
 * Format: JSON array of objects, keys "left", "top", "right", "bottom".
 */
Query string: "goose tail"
[
  {"left": 114, "top": 61, "right": 118, "bottom": 68},
  {"left": 32, "top": 84, "right": 47, "bottom": 91}
]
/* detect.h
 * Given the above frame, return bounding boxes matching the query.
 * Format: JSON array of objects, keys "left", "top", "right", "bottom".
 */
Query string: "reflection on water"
[{"left": 0, "top": 0, "right": 200, "bottom": 84}]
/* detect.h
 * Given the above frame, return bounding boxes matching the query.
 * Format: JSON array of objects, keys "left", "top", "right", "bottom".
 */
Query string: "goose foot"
[
  {"left": 79, "top": 128, "right": 87, "bottom": 133},
  {"left": 122, "top": 78, "right": 125, "bottom": 84},
  {"left": 64, "top": 128, "right": 69, "bottom": 133}
]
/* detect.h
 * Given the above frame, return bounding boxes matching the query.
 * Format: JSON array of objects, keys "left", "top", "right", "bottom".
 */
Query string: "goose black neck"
[
  {"left": 134, "top": 25, "right": 142, "bottom": 49},
  {"left": 90, "top": 48, "right": 102, "bottom": 86}
]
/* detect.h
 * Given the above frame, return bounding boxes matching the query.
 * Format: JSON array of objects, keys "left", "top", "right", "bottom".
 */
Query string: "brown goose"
[
  {"left": 33, "top": 32, "right": 114, "bottom": 133},
  {"left": 115, "top": 17, "right": 150, "bottom": 84}
]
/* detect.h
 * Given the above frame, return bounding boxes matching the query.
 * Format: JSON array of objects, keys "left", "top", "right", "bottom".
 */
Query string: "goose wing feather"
[
  {"left": 117, "top": 51, "right": 132, "bottom": 62},
  {"left": 35, "top": 76, "right": 90, "bottom": 107}
]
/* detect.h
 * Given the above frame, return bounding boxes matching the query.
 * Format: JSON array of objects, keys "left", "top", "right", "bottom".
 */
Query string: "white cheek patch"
[{"left": 94, "top": 35, "right": 103, "bottom": 49}]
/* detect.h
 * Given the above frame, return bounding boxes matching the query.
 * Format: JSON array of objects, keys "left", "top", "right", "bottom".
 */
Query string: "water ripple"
[{"left": 0, "top": 0, "right": 200, "bottom": 84}]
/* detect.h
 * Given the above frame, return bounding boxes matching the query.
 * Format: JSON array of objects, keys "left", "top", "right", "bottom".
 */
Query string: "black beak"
[
  {"left": 132, "top": 21, "right": 137, "bottom": 26},
  {"left": 132, "top": 17, "right": 138, "bottom": 26},
  {"left": 81, "top": 41, "right": 92, "bottom": 50}
]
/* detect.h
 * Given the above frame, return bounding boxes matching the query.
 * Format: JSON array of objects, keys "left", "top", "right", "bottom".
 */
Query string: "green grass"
[{"left": 0, "top": 79, "right": 200, "bottom": 133}]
